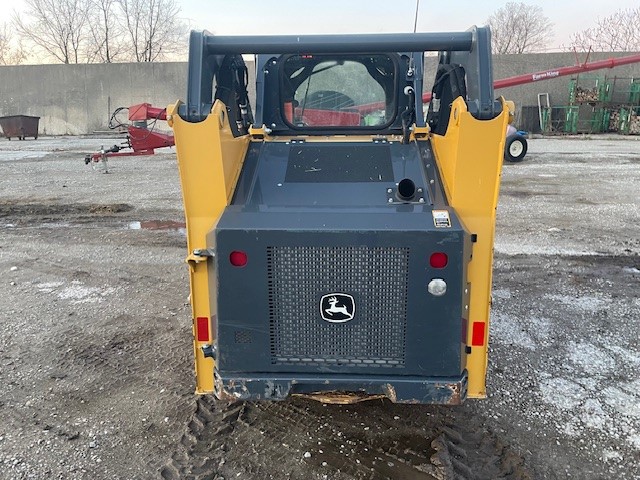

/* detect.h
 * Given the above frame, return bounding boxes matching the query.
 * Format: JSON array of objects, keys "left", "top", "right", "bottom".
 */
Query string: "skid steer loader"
[{"left": 167, "top": 27, "right": 511, "bottom": 404}]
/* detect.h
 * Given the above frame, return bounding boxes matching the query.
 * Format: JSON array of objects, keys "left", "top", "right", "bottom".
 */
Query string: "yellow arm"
[
  {"left": 430, "top": 97, "right": 510, "bottom": 398},
  {"left": 167, "top": 100, "right": 250, "bottom": 393}
]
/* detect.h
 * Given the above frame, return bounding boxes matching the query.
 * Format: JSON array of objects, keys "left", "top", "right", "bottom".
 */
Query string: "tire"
[{"left": 504, "top": 134, "right": 527, "bottom": 162}]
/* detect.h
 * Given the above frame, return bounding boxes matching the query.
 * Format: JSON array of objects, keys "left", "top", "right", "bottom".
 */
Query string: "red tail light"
[
  {"left": 471, "top": 321, "right": 485, "bottom": 346},
  {"left": 196, "top": 317, "right": 209, "bottom": 342},
  {"left": 229, "top": 250, "right": 248, "bottom": 267},
  {"left": 430, "top": 252, "right": 448, "bottom": 268}
]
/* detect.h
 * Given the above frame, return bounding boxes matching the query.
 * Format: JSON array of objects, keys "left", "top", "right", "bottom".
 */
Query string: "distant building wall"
[{"left": 0, "top": 53, "right": 638, "bottom": 135}]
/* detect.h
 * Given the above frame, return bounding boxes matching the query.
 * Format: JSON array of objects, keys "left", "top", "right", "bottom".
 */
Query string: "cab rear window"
[{"left": 281, "top": 54, "right": 396, "bottom": 129}]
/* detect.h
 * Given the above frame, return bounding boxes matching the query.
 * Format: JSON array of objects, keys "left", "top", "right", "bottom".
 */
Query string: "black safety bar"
[
  {"left": 202, "top": 32, "right": 473, "bottom": 55},
  {"left": 182, "top": 28, "right": 497, "bottom": 123}
]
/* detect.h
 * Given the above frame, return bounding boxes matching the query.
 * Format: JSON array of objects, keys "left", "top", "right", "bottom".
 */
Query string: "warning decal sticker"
[{"left": 432, "top": 210, "right": 451, "bottom": 228}]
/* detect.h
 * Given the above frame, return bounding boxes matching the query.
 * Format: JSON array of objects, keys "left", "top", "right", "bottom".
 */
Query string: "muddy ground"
[{"left": 0, "top": 135, "right": 638, "bottom": 480}]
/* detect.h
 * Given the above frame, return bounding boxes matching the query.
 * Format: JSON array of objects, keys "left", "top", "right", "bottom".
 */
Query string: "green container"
[
  {"left": 619, "top": 107, "right": 631, "bottom": 134},
  {"left": 593, "top": 107, "right": 615, "bottom": 133},
  {"left": 565, "top": 106, "right": 578, "bottom": 133},
  {"left": 568, "top": 76, "right": 610, "bottom": 104},
  {"left": 541, "top": 108, "right": 550, "bottom": 133},
  {"left": 598, "top": 80, "right": 612, "bottom": 102},
  {"left": 568, "top": 79, "right": 577, "bottom": 105},
  {"left": 630, "top": 81, "right": 640, "bottom": 105}
]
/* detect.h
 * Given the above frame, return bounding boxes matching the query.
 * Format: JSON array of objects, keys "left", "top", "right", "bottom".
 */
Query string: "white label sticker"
[{"left": 432, "top": 210, "right": 451, "bottom": 228}]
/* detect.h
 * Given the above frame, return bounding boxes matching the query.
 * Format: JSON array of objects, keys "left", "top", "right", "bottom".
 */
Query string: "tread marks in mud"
[
  {"left": 432, "top": 424, "right": 533, "bottom": 480},
  {"left": 161, "top": 397, "right": 533, "bottom": 480},
  {"left": 161, "top": 398, "right": 241, "bottom": 480}
]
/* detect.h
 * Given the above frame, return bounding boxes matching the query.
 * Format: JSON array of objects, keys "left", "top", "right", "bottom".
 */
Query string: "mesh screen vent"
[
  {"left": 234, "top": 330, "right": 252, "bottom": 344},
  {"left": 267, "top": 245, "right": 409, "bottom": 368}
]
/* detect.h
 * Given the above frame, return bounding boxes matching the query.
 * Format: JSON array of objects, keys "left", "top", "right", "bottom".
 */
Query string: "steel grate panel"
[{"left": 267, "top": 246, "right": 409, "bottom": 367}]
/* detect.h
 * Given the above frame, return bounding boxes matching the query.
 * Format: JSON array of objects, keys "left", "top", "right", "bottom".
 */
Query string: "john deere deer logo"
[{"left": 320, "top": 294, "right": 355, "bottom": 323}]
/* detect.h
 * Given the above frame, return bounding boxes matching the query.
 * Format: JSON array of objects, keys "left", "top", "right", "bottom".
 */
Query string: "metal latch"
[
  {"left": 186, "top": 248, "right": 215, "bottom": 270},
  {"left": 202, "top": 344, "right": 217, "bottom": 360},
  {"left": 249, "top": 124, "right": 271, "bottom": 138}
]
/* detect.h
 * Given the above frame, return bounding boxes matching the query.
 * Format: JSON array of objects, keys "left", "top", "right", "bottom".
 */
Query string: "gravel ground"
[{"left": 0, "top": 134, "right": 638, "bottom": 479}]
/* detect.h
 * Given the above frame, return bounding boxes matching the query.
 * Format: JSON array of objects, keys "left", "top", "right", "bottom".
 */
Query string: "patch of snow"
[
  {"left": 539, "top": 377, "right": 587, "bottom": 410},
  {"left": 36, "top": 281, "right": 64, "bottom": 293},
  {"left": 580, "top": 399, "right": 607, "bottom": 430},
  {"left": 602, "top": 450, "right": 623, "bottom": 462},
  {"left": 604, "top": 345, "right": 640, "bottom": 368},
  {"left": 38, "top": 280, "right": 117, "bottom": 304},
  {"left": 574, "top": 377, "right": 600, "bottom": 392},
  {"left": 620, "top": 379, "right": 640, "bottom": 395},
  {"left": 601, "top": 387, "right": 640, "bottom": 419},
  {"left": 562, "top": 421, "right": 580, "bottom": 437},
  {"left": 627, "top": 434, "right": 640, "bottom": 450},
  {"left": 528, "top": 316, "right": 551, "bottom": 343},
  {"left": 567, "top": 341, "right": 616, "bottom": 375},
  {"left": 494, "top": 241, "right": 599, "bottom": 256},
  {"left": 489, "top": 312, "right": 536, "bottom": 350},
  {"left": 0, "top": 151, "right": 49, "bottom": 161},
  {"left": 58, "top": 285, "right": 102, "bottom": 303},
  {"left": 546, "top": 293, "right": 608, "bottom": 313},
  {"left": 492, "top": 288, "right": 511, "bottom": 300}
]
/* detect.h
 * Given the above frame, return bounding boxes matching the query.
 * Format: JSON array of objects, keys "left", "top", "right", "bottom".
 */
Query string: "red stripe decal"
[{"left": 471, "top": 321, "right": 486, "bottom": 346}]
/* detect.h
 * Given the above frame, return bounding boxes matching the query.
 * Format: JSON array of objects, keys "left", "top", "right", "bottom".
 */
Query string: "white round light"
[{"left": 428, "top": 278, "right": 447, "bottom": 296}]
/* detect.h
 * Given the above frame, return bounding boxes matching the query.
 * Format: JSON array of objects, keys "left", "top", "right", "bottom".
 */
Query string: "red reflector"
[
  {"left": 229, "top": 250, "right": 247, "bottom": 267},
  {"left": 430, "top": 252, "right": 448, "bottom": 268},
  {"left": 196, "top": 317, "right": 209, "bottom": 342},
  {"left": 471, "top": 321, "right": 485, "bottom": 346}
]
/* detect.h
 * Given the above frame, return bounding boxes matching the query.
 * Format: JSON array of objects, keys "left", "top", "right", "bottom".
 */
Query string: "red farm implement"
[{"left": 84, "top": 103, "right": 174, "bottom": 172}]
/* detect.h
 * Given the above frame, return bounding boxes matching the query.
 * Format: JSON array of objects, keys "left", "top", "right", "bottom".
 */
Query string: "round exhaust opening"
[{"left": 397, "top": 178, "right": 416, "bottom": 201}]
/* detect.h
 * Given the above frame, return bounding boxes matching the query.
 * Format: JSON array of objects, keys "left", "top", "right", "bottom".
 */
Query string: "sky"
[{"left": 2, "top": 0, "right": 639, "bottom": 53}]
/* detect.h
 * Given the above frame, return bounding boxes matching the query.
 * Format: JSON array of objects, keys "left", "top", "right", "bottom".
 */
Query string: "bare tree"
[
  {"left": 12, "top": 0, "right": 186, "bottom": 63},
  {"left": 86, "top": 0, "right": 125, "bottom": 62},
  {"left": 13, "top": 0, "right": 90, "bottom": 64},
  {"left": 0, "top": 22, "right": 26, "bottom": 65},
  {"left": 117, "top": 0, "right": 187, "bottom": 62},
  {"left": 486, "top": 2, "right": 553, "bottom": 54},
  {"left": 568, "top": 8, "right": 640, "bottom": 52}
]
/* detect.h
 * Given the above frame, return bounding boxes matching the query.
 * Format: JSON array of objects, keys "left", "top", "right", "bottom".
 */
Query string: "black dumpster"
[{"left": 0, "top": 115, "right": 40, "bottom": 140}]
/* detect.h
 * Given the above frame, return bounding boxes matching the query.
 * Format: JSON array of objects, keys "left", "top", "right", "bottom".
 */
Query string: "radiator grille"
[{"left": 267, "top": 246, "right": 409, "bottom": 368}]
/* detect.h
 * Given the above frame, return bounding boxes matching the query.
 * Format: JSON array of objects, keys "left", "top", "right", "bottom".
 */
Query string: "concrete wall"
[
  {"left": 0, "top": 62, "right": 187, "bottom": 135},
  {"left": 1, "top": 53, "right": 639, "bottom": 135}
]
